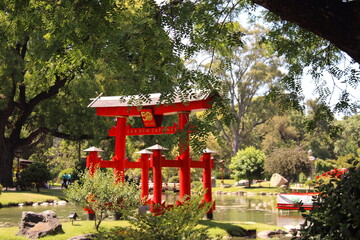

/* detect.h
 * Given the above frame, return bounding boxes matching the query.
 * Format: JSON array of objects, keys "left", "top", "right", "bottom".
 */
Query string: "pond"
[
  {"left": 0, "top": 193, "right": 303, "bottom": 229},
  {"left": 213, "top": 194, "right": 303, "bottom": 228}
]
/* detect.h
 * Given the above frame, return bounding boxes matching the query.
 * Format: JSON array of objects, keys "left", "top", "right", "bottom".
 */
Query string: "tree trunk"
[{"left": 0, "top": 145, "right": 16, "bottom": 188}]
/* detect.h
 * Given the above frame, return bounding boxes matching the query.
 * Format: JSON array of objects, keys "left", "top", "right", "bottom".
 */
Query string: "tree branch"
[
  {"left": 9, "top": 74, "right": 75, "bottom": 142},
  {"left": 251, "top": 0, "right": 360, "bottom": 63}
]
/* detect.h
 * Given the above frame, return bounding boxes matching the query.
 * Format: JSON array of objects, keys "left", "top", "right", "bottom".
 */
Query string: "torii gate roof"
[{"left": 88, "top": 91, "right": 213, "bottom": 117}]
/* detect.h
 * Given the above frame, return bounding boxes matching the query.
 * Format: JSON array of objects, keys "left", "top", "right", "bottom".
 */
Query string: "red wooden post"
[
  {"left": 136, "top": 149, "right": 152, "bottom": 201},
  {"left": 114, "top": 116, "right": 128, "bottom": 182},
  {"left": 148, "top": 144, "right": 168, "bottom": 213},
  {"left": 178, "top": 111, "right": 190, "bottom": 200},
  {"left": 202, "top": 148, "right": 216, "bottom": 219},
  {"left": 152, "top": 149, "right": 162, "bottom": 206}
]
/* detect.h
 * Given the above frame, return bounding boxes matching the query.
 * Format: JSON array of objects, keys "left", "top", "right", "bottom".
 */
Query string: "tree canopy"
[
  {"left": 264, "top": 146, "right": 311, "bottom": 181},
  {"left": 0, "top": 0, "right": 216, "bottom": 187},
  {"left": 229, "top": 146, "right": 265, "bottom": 186}
]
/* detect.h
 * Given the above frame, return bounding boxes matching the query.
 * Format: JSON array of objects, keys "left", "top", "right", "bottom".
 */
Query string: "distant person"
[
  {"left": 67, "top": 173, "right": 72, "bottom": 185},
  {"left": 61, "top": 173, "right": 68, "bottom": 189}
]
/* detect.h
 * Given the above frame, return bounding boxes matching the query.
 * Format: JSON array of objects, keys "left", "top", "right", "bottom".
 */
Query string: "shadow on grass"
[{"left": 198, "top": 220, "right": 256, "bottom": 238}]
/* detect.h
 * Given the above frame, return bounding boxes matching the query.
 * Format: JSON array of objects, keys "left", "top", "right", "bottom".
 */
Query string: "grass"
[
  {"left": 198, "top": 220, "right": 282, "bottom": 237},
  {"left": 0, "top": 188, "right": 66, "bottom": 206},
  {"left": 0, "top": 219, "right": 282, "bottom": 240},
  {"left": 0, "top": 220, "right": 128, "bottom": 240},
  {"left": 213, "top": 179, "right": 281, "bottom": 194}
]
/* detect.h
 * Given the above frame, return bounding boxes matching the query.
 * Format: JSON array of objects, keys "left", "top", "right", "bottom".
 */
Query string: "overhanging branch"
[{"left": 251, "top": 0, "right": 360, "bottom": 63}]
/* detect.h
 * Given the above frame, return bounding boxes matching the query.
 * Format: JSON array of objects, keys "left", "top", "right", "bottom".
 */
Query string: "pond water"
[
  {"left": 213, "top": 194, "right": 303, "bottom": 228},
  {"left": 0, "top": 193, "right": 303, "bottom": 229}
]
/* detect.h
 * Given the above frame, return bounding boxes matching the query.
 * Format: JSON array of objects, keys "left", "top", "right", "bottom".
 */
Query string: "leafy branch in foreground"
[{"left": 64, "top": 168, "right": 141, "bottom": 231}]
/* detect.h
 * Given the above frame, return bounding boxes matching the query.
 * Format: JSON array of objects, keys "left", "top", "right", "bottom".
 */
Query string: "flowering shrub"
[{"left": 301, "top": 167, "right": 360, "bottom": 239}]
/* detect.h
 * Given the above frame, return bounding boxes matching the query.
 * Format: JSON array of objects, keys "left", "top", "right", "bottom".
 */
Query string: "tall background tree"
[{"left": 202, "top": 24, "right": 283, "bottom": 156}]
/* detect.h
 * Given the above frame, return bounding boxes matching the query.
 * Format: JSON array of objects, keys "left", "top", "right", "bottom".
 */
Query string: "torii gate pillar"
[
  {"left": 114, "top": 116, "right": 128, "bottom": 182},
  {"left": 178, "top": 111, "right": 191, "bottom": 200}
]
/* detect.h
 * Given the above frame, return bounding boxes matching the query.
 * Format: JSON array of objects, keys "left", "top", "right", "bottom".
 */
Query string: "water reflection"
[{"left": 213, "top": 195, "right": 303, "bottom": 228}]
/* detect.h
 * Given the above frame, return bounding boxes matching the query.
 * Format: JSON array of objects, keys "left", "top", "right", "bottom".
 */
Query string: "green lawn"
[
  {"left": 0, "top": 219, "right": 281, "bottom": 240},
  {"left": 0, "top": 188, "right": 66, "bottom": 206},
  {"left": 213, "top": 179, "right": 282, "bottom": 194}
]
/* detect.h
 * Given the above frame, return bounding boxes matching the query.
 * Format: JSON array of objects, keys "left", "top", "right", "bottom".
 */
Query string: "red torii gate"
[{"left": 85, "top": 92, "right": 216, "bottom": 218}]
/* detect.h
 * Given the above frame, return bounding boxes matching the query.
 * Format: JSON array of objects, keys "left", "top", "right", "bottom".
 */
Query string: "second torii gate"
[{"left": 86, "top": 92, "right": 216, "bottom": 217}]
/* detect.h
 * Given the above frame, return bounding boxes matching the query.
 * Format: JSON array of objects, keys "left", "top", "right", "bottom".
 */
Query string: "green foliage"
[
  {"left": 168, "top": 176, "right": 179, "bottom": 183},
  {"left": 94, "top": 192, "right": 213, "bottom": 240},
  {"left": 58, "top": 168, "right": 74, "bottom": 182},
  {"left": 329, "top": 153, "right": 360, "bottom": 169},
  {"left": 301, "top": 168, "right": 360, "bottom": 239},
  {"left": 214, "top": 171, "right": 231, "bottom": 180},
  {"left": 71, "top": 158, "right": 87, "bottom": 183},
  {"left": 314, "top": 159, "right": 334, "bottom": 176},
  {"left": 304, "top": 180, "right": 315, "bottom": 188},
  {"left": 261, "top": 9, "right": 359, "bottom": 115},
  {"left": 0, "top": 184, "right": 2, "bottom": 194},
  {"left": 298, "top": 172, "right": 307, "bottom": 184},
  {"left": 64, "top": 169, "right": 141, "bottom": 231},
  {"left": 334, "top": 115, "right": 360, "bottom": 156},
  {"left": 229, "top": 146, "right": 265, "bottom": 187},
  {"left": 205, "top": 23, "right": 284, "bottom": 156},
  {"left": 18, "top": 162, "right": 52, "bottom": 192},
  {"left": 265, "top": 147, "right": 311, "bottom": 181},
  {"left": 257, "top": 115, "right": 299, "bottom": 154}
]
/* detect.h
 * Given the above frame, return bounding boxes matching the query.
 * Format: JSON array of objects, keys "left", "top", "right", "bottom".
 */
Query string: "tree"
[
  {"left": 65, "top": 169, "right": 141, "bottom": 231},
  {"left": 300, "top": 167, "right": 360, "bottom": 239},
  {"left": 229, "top": 146, "right": 265, "bottom": 187},
  {"left": 254, "top": 1, "right": 359, "bottom": 114},
  {"left": 256, "top": 115, "right": 299, "bottom": 154},
  {"left": 0, "top": 0, "right": 200, "bottom": 187},
  {"left": 204, "top": 24, "right": 283, "bottom": 156},
  {"left": 18, "top": 162, "right": 51, "bottom": 192},
  {"left": 264, "top": 146, "right": 311, "bottom": 182},
  {"left": 334, "top": 115, "right": 360, "bottom": 157},
  {"left": 29, "top": 138, "right": 84, "bottom": 178}
]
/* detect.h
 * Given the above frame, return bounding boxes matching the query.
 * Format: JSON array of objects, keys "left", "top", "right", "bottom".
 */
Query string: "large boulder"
[
  {"left": 17, "top": 210, "right": 64, "bottom": 239},
  {"left": 270, "top": 173, "right": 288, "bottom": 187}
]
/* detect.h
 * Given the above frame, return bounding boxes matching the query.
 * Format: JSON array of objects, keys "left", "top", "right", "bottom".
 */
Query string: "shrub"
[
  {"left": 0, "top": 184, "right": 2, "bottom": 195},
  {"left": 18, "top": 162, "right": 51, "bottom": 192},
  {"left": 94, "top": 191, "right": 213, "bottom": 240},
  {"left": 65, "top": 169, "right": 141, "bottom": 231},
  {"left": 298, "top": 172, "right": 307, "bottom": 184},
  {"left": 301, "top": 167, "right": 360, "bottom": 239}
]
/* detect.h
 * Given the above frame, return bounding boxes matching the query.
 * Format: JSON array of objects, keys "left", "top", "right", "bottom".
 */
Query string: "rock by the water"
[
  {"left": 270, "top": 173, "right": 288, "bottom": 187},
  {"left": 138, "top": 205, "right": 150, "bottom": 215},
  {"left": 257, "top": 230, "right": 276, "bottom": 238},
  {"left": 275, "top": 229, "right": 288, "bottom": 234},
  {"left": 17, "top": 210, "right": 64, "bottom": 239}
]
